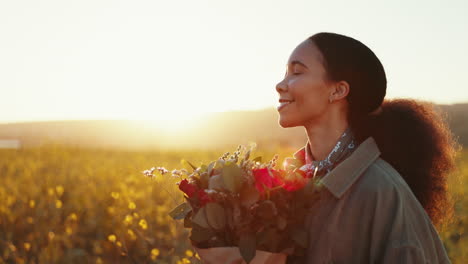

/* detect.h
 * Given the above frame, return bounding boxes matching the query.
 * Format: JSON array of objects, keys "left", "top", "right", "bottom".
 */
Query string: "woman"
[{"left": 276, "top": 32, "right": 457, "bottom": 263}]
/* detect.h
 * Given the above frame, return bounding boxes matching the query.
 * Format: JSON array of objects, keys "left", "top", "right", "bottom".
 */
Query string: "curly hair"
[
  {"left": 369, "top": 99, "right": 457, "bottom": 226},
  {"left": 309, "top": 32, "right": 459, "bottom": 226}
]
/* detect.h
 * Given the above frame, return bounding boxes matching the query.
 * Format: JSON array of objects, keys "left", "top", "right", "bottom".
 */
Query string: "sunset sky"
[{"left": 1, "top": 0, "right": 467, "bottom": 124}]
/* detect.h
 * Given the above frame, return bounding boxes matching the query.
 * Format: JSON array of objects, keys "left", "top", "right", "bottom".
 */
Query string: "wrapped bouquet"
[{"left": 143, "top": 145, "right": 323, "bottom": 263}]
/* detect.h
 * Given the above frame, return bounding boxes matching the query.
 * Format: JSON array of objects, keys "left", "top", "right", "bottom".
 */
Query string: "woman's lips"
[{"left": 277, "top": 101, "right": 294, "bottom": 111}]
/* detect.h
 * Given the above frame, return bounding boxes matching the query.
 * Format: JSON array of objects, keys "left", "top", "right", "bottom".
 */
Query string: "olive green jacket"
[{"left": 294, "top": 137, "right": 451, "bottom": 264}]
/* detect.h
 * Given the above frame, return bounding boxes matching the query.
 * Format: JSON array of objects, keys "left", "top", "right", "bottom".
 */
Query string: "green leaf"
[
  {"left": 277, "top": 216, "right": 287, "bottom": 230},
  {"left": 192, "top": 208, "right": 210, "bottom": 229},
  {"left": 256, "top": 228, "right": 281, "bottom": 251},
  {"left": 204, "top": 203, "right": 226, "bottom": 230},
  {"left": 207, "top": 161, "right": 216, "bottom": 176},
  {"left": 239, "top": 233, "right": 256, "bottom": 263},
  {"left": 168, "top": 203, "right": 192, "bottom": 220},
  {"left": 240, "top": 185, "right": 260, "bottom": 208},
  {"left": 181, "top": 159, "right": 197, "bottom": 171},
  {"left": 291, "top": 228, "right": 308, "bottom": 248},
  {"left": 199, "top": 164, "right": 207, "bottom": 172},
  {"left": 255, "top": 200, "right": 277, "bottom": 219},
  {"left": 190, "top": 223, "right": 216, "bottom": 243},
  {"left": 184, "top": 211, "right": 192, "bottom": 228},
  {"left": 252, "top": 156, "right": 262, "bottom": 163},
  {"left": 198, "top": 172, "right": 209, "bottom": 189},
  {"left": 222, "top": 162, "right": 243, "bottom": 193}
]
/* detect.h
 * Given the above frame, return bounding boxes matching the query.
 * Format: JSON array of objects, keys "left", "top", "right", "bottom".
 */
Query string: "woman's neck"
[{"left": 304, "top": 111, "right": 349, "bottom": 161}]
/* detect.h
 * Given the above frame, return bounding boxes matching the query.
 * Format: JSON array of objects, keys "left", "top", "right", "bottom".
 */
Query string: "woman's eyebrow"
[{"left": 288, "top": 60, "right": 309, "bottom": 69}]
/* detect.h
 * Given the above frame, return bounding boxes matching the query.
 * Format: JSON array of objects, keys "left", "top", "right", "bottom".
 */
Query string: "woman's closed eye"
[
  {"left": 291, "top": 64, "right": 304, "bottom": 75},
  {"left": 284, "top": 68, "right": 303, "bottom": 77},
  {"left": 292, "top": 70, "right": 302, "bottom": 75}
]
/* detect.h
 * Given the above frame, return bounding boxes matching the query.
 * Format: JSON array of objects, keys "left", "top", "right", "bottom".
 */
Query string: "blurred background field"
[
  {"left": 0, "top": 142, "right": 466, "bottom": 264},
  {"left": 0, "top": 142, "right": 291, "bottom": 264}
]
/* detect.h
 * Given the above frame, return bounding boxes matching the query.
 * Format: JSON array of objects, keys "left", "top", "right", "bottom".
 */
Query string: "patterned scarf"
[{"left": 297, "top": 127, "right": 357, "bottom": 179}]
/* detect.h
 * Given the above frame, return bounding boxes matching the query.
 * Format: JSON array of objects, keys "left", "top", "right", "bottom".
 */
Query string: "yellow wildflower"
[
  {"left": 185, "top": 249, "right": 194, "bottom": 257},
  {"left": 127, "top": 229, "right": 137, "bottom": 241},
  {"left": 138, "top": 219, "right": 148, "bottom": 230},
  {"left": 55, "top": 200, "right": 63, "bottom": 209},
  {"left": 68, "top": 213, "right": 78, "bottom": 221},
  {"left": 178, "top": 258, "right": 190, "bottom": 264},
  {"left": 29, "top": 200, "right": 35, "bottom": 208},
  {"left": 108, "top": 234, "right": 117, "bottom": 243},
  {"left": 151, "top": 248, "right": 160, "bottom": 256},
  {"left": 111, "top": 192, "right": 120, "bottom": 199},
  {"left": 56, "top": 185, "right": 64, "bottom": 196},
  {"left": 151, "top": 248, "right": 160, "bottom": 260},
  {"left": 24, "top": 242, "right": 31, "bottom": 251},
  {"left": 128, "top": 201, "right": 136, "bottom": 210},
  {"left": 124, "top": 215, "right": 133, "bottom": 225}
]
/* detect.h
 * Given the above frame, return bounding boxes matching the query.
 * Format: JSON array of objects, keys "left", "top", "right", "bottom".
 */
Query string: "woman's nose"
[{"left": 276, "top": 80, "right": 288, "bottom": 93}]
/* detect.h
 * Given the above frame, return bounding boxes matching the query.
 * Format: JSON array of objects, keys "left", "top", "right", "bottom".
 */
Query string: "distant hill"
[
  {"left": 0, "top": 103, "right": 467, "bottom": 150},
  {"left": 0, "top": 120, "right": 168, "bottom": 149},
  {"left": 0, "top": 112, "right": 306, "bottom": 151}
]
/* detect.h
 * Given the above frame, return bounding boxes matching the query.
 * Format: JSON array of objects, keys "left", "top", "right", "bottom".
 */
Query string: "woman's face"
[{"left": 276, "top": 40, "right": 334, "bottom": 128}]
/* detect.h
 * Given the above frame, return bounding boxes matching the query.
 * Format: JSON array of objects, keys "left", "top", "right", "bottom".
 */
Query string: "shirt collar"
[
  {"left": 293, "top": 141, "right": 313, "bottom": 164},
  {"left": 293, "top": 137, "right": 381, "bottom": 198},
  {"left": 293, "top": 147, "right": 306, "bottom": 161}
]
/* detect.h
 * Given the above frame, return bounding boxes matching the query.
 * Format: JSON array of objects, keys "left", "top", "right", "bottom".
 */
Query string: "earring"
[{"left": 329, "top": 97, "right": 333, "bottom": 103}]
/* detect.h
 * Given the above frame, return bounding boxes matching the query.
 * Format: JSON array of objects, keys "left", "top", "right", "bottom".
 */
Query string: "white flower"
[{"left": 156, "top": 167, "right": 169, "bottom": 175}]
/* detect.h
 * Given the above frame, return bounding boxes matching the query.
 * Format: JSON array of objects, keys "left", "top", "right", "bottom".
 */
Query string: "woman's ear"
[{"left": 330, "top": 81, "right": 350, "bottom": 101}]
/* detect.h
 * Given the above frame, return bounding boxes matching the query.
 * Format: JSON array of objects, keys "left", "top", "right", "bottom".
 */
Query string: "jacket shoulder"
[
  {"left": 353, "top": 158, "right": 450, "bottom": 263},
  {"left": 354, "top": 158, "right": 412, "bottom": 197}
]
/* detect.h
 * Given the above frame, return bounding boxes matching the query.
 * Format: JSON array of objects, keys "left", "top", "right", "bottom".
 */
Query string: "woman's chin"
[{"left": 278, "top": 116, "right": 299, "bottom": 128}]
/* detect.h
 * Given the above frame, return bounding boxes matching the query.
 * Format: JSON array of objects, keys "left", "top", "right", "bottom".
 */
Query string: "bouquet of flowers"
[{"left": 143, "top": 144, "right": 324, "bottom": 263}]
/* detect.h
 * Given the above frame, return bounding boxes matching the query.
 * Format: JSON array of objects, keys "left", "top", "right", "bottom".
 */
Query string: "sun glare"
[{"left": 137, "top": 111, "right": 207, "bottom": 134}]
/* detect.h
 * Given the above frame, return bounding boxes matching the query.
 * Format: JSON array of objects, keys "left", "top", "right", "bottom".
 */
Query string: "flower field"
[{"left": 0, "top": 144, "right": 466, "bottom": 263}]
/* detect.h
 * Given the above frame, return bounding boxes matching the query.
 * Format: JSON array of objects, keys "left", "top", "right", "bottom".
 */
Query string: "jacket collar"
[{"left": 294, "top": 137, "right": 381, "bottom": 198}]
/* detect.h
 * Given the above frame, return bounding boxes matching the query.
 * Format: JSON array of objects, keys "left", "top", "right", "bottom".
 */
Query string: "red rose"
[
  {"left": 179, "top": 179, "right": 213, "bottom": 207},
  {"left": 252, "top": 168, "right": 283, "bottom": 193},
  {"left": 197, "top": 190, "right": 213, "bottom": 206},
  {"left": 178, "top": 179, "right": 197, "bottom": 197},
  {"left": 281, "top": 169, "right": 308, "bottom": 191}
]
